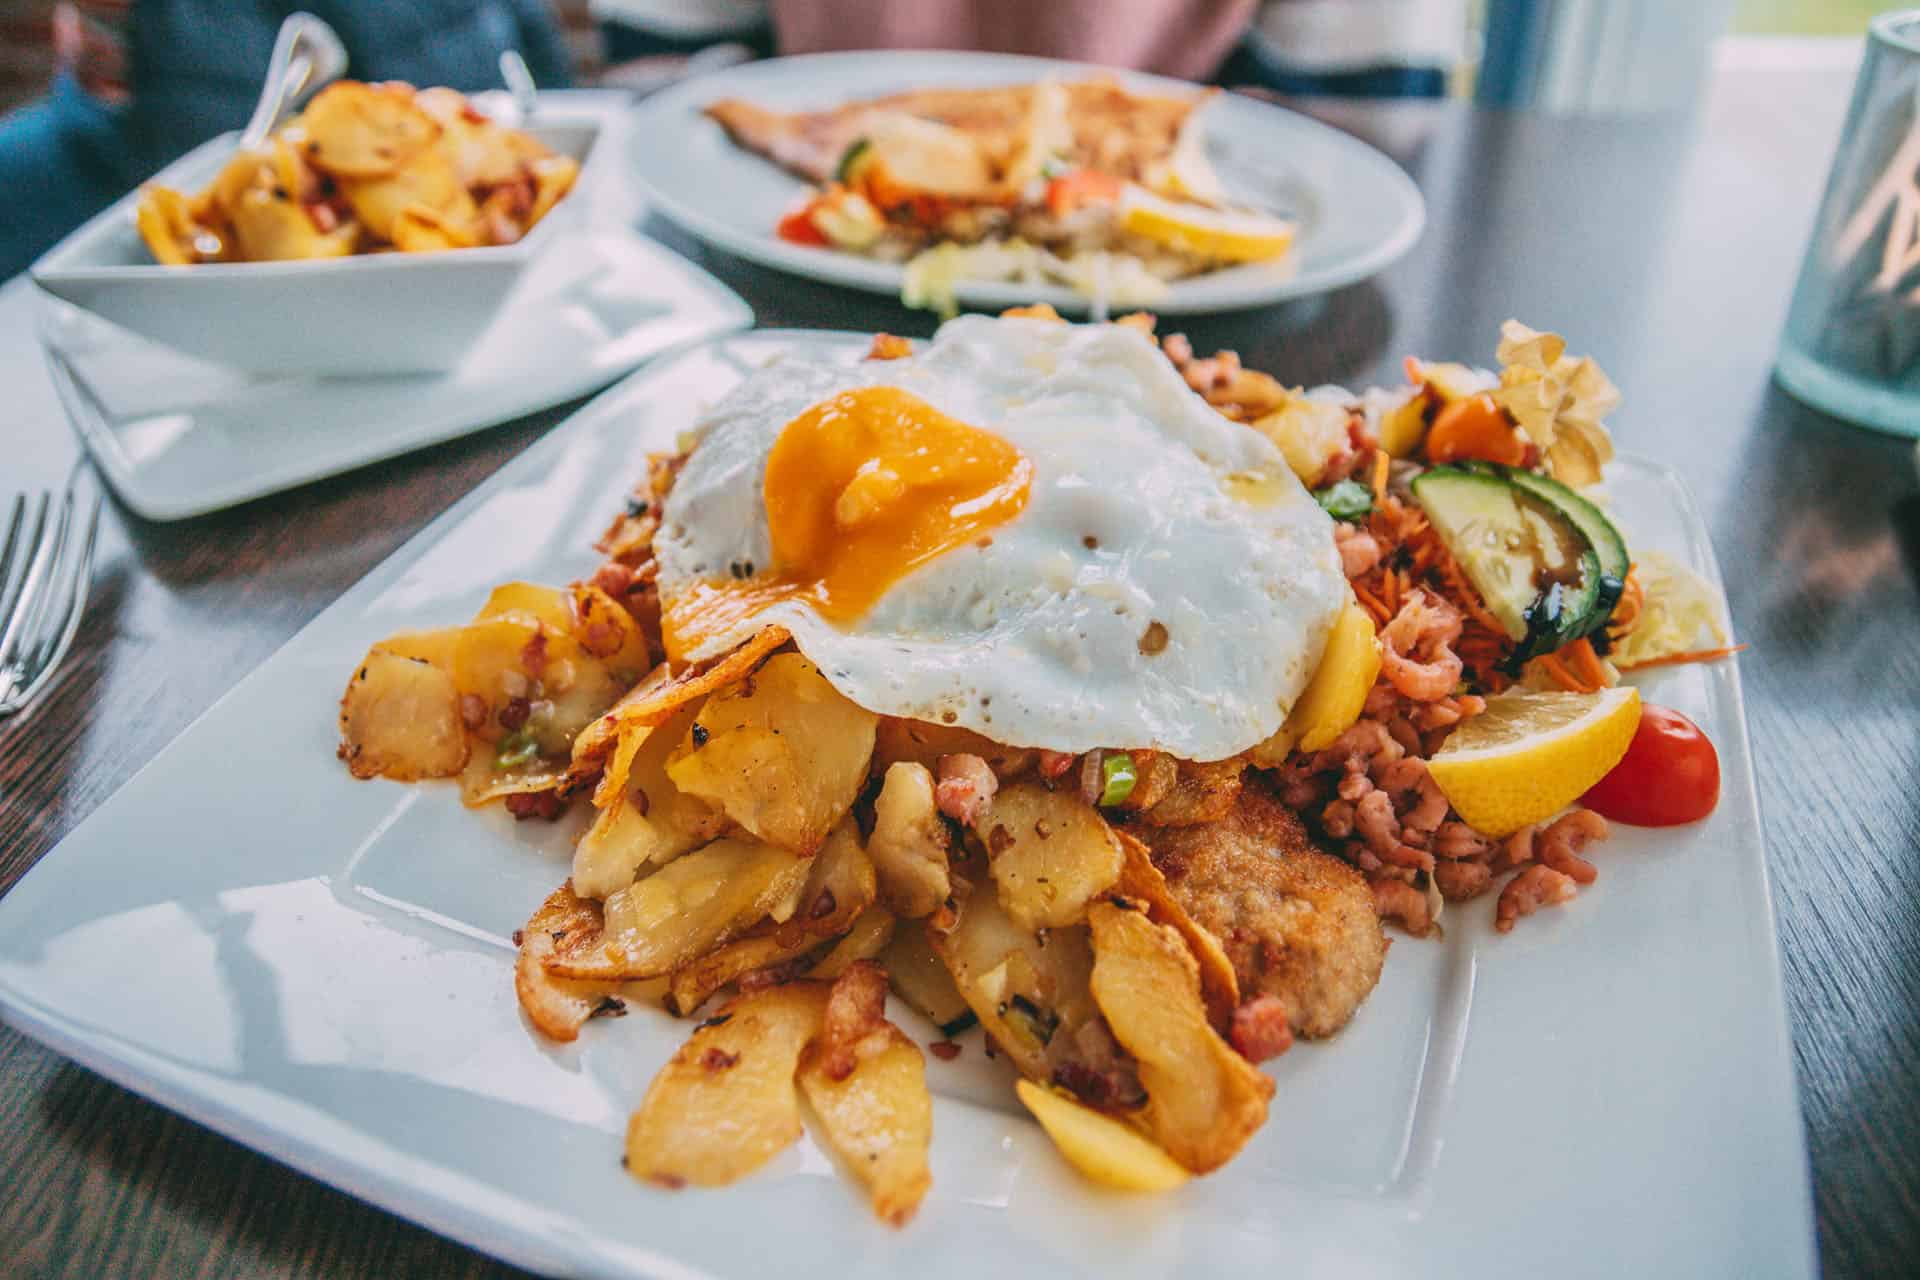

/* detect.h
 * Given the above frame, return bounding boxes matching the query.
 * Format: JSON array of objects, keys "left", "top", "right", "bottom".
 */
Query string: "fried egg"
[{"left": 653, "top": 315, "right": 1346, "bottom": 761}]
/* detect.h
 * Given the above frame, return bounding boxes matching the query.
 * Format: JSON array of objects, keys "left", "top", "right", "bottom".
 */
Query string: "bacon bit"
[
  {"left": 1228, "top": 995, "right": 1294, "bottom": 1062},
  {"left": 520, "top": 631, "right": 549, "bottom": 677},
  {"left": 929, "top": 1040, "right": 962, "bottom": 1061},
  {"left": 497, "top": 696, "right": 532, "bottom": 731},
  {"left": 866, "top": 333, "right": 913, "bottom": 360},
  {"left": 934, "top": 753, "right": 997, "bottom": 826},
  {"left": 1616, "top": 643, "right": 1749, "bottom": 672},
  {"left": 1037, "top": 749, "right": 1077, "bottom": 780},
  {"left": 591, "top": 561, "right": 638, "bottom": 597},
  {"left": 700, "top": 1047, "right": 740, "bottom": 1072},
  {"left": 651, "top": 1172, "right": 687, "bottom": 1190},
  {"left": 459, "top": 694, "right": 488, "bottom": 729},
  {"left": 504, "top": 791, "right": 566, "bottom": 821},
  {"left": 816, "top": 962, "right": 890, "bottom": 1081}
]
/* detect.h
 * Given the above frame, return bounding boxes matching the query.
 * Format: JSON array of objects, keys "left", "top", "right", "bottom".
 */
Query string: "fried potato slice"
[
  {"left": 301, "top": 81, "right": 442, "bottom": 179},
  {"left": 872, "top": 717, "right": 1037, "bottom": 779},
  {"left": 526, "top": 152, "right": 580, "bottom": 229},
  {"left": 391, "top": 202, "right": 477, "bottom": 252},
  {"left": 1014, "top": 1079, "right": 1189, "bottom": 1192},
  {"left": 809, "top": 906, "right": 897, "bottom": 982},
  {"left": 934, "top": 873, "right": 1100, "bottom": 1083},
  {"left": 880, "top": 920, "right": 975, "bottom": 1037},
  {"left": 563, "top": 628, "right": 790, "bottom": 793},
  {"left": 135, "top": 184, "right": 221, "bottom": 264},
  {"left": 976, "top": 783, "right": 1123, "bottom": 931},
  {"left": 667, "top": 653, "right": 878, "bottom": 855},
  {"left": 867, "top": 762, "right": 952, "bottom": 919},
  {"left": 338, "top": 144, "right": 475, "bottom": 243},
  {"left": 338, "top": 648, "right": 469, "bottom": 780},
  {"left": 797, "top": 962, "right": 933, "bottom": 1225},
  {"left": 664, "top": 821, "right": 877, "bottom": 1015},
  {"left": 548, "top": 836, "right": 809, "bottom": 980},
  {"left": 574, "top": 697, "right": 724, "bottom": 900},
  {"left": 626, "top": 982, "right": 830, "bottom": 1188},
  {"left": 1114, "top": 831, "right": 1238, "bottom": 1033},
  {"left": 1087, "top": 900, "right": 1273, "bottom": 1174},
  {"left": 514, "top": 884, "right": 648, "bottom": 1042},
  {"left": 568, "top": 582, "right": 651, "bottom": 674}
]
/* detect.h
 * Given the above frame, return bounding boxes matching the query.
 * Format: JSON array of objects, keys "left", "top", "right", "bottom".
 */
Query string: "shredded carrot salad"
[{"left": 1349, "top": 486, "right": 1514, "bottom": 690}]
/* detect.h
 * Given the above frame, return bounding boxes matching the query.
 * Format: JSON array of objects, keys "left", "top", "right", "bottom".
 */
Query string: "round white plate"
[{"left": 630, "top": 50, "right": 1427, "bottom": 314}]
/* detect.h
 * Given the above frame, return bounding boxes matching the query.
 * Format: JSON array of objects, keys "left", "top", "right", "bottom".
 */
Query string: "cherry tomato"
[
  {"left": 1582, "top": 703, "right": 1720, "bottom": 826},
  {"left": 775, "top": 206, "right": 828, "bottom": 246},
  {"left": 1424, "top": 394, "right": 1529, "bottom": 466}
]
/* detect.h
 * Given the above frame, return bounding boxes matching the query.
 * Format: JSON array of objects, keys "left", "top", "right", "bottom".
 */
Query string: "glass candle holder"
[{"left": 1776, "top": 10, "right": 1920, "bottom": 438}]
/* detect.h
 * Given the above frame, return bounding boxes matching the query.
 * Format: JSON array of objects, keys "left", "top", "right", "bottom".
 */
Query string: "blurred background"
[{"left": 0, "top": 0, "right": 1884, "bottom": 277}]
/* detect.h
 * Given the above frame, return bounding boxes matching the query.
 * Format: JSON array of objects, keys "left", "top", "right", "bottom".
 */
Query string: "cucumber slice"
[
  {"left": 1408, "top": 466, "right": 1537, "bottom": 641},
  {"left": 1503, "top": 468, "right": 1628, "bottom": 640},
  {"left": 834, "top": 137, "right": 873, "bottom": 185},
  {"left": 1411, "top": 463, "right": 1617, "bottom": 663}
]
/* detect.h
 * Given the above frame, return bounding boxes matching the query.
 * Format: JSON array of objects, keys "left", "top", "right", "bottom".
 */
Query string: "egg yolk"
[{"left": 662, "top": 385, "right": 1033, "bottom": 660}]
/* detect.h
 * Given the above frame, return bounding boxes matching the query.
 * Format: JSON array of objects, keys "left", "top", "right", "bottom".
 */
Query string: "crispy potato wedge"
[
  {"left": 514, "top": 884, "right": 651, "bottom": 1042},
  {"left": 563, "top": 628, "right": 790, "bottom": 792},
  {"left": 135, "top": 184, "right": 221, "bottom": 265},
  {"left": 227, "top": 183, "right": 359, "bottom": 261},
  {"left": 1113, "top": 831, "right": 1238, "bottom": 1033},
  {"left": 548, "top": 836, "right": 809, "bottom": 980},
  {"left": 976, "top": 783, "right": 1123, "bottom": 931},
  {"left": 1014, "top": 1079, "right": 1190, "bottom": 1192},
  {"left": 574, "top": 697, "right": 723, "bottom": 899},
  {"left": 934, "top": 871, "right": 1100, "bottom": 1083},
  {"left": 663, "top": 822, "right": 877, "bottom": 1015},
  {"left": 1087, "top": 900, "right": 1272, "bottom": 1174},
  {"left": 867, "top": 762, "right": 952, "bottom": 918},
  {"left": 667, "top": 653, "right": 878, "bottom": 855},
  {"left": 798, "top": 963, "right": 933, "bottom": 1225},
  {"left": 809, "top": 906, "right": 897, "bottom": 982},
  {"left": 626, "top": 982, "right": 830, "bottom": 1188},
  {"left": 338, "top": 648, "right": 469, "bottom": 780},
  {"left": 301, "top": 80, "right": 442, "bottom": 179}
]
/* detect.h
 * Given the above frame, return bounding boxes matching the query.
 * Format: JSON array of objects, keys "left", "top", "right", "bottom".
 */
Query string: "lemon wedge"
[
  {"left": 1427, "top": 687, "right": 1641, "bottom": 837},
  {"left": 1118, "top": 188, "right": 1296, "bottom": 264}
]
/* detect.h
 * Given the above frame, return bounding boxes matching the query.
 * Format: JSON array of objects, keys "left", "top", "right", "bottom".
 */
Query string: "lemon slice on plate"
[
  {"left": 1427, "top": 687, "right": 1642, "bottom": 837},
  {"left": 1118, "top": 188, "right": 1296, "bottom": 264}
]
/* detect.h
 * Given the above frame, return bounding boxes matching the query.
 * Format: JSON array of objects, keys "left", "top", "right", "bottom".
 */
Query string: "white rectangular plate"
[{"left": 0, "top": 332, "right": 1814, "bottom": 1279}]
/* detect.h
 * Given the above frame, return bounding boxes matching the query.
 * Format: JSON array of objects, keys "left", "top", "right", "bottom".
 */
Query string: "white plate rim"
[
  {"left": 628, "top": 50, "right": 1427, "bottom": 314},
  {"left": 0, "top": 329, "right": 1814, "bottom": 1279}
]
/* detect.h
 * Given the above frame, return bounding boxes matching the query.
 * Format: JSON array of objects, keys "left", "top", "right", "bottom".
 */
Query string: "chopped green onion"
[
  {"left": 494, "top": 731, "right": 539, "bottom": 771},
  {"left": 1099, "top": 752, "right": 1137, "bottom": 806},
  {"left": 1314, "top": 479, "right": 1374, "bottom": 521}
]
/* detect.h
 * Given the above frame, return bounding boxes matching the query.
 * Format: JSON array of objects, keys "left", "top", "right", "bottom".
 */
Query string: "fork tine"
[
  {"left": 0, "top": 491, "right": 72, "bottom": 677},
  {"left": 5, "top": 490, "right": 100, "bottom": 715},
  {"left": 0, "top": 493, "right": 47, "bottom": 654}
]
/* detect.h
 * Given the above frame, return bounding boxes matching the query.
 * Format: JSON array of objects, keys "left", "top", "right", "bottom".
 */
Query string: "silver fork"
[{"left": 0, "top": 476, "right": 102, "bottom": 718}]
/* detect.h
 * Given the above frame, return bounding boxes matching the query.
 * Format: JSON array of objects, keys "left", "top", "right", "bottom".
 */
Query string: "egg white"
[{"left": 654, "top": 315, "right": 1346, "bottom": 762}]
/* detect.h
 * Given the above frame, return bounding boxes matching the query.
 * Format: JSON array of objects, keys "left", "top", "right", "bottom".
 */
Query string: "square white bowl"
[{"left": 31, "top": 105, "right": 602, "bottom": 376}]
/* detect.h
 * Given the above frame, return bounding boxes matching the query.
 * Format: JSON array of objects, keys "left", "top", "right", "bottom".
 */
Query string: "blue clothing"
[{"left": 0, "top": 0, "right": 572, "bottom": 279}]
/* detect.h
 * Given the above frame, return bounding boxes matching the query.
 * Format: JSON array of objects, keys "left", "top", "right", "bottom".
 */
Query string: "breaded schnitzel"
[{"left": 1138, "top": 778, "right": 1386, "bottom": 1039}]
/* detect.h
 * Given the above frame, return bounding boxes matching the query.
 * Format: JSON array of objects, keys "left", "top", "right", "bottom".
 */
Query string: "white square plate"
[
  {"left": 0, "top": 332, "right": 1814, "bottom": 1279},
  {"left": 36, "top": 227, "right": 751, "bottom": 521}
]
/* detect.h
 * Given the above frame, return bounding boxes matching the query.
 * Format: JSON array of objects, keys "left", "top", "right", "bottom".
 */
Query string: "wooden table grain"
[{"left": 3, "top": 54, "right": 1915, "bottom": 1279}]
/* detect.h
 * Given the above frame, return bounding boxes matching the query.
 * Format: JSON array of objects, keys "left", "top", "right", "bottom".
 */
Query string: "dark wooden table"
[{"left": 3, "top": 52, "right": 1915, "bottom": 1280}]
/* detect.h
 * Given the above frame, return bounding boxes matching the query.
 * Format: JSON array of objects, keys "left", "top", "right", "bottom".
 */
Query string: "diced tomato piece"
[
  {"left": 776, "top": 205, "right": 829, "bottom": 246},
  {"left": 1045, "top": 170, "right": 1124, "bottom": 217}
]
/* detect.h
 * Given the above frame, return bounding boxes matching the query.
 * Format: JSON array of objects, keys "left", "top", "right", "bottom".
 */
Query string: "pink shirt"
[{"left": 770, "top": 0, "right": 1259, "bottom": 81}]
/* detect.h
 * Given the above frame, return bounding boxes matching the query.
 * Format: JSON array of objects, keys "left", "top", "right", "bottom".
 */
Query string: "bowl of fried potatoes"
[{"left": 32, "top": 81, "right": 599, "bottom": 375}]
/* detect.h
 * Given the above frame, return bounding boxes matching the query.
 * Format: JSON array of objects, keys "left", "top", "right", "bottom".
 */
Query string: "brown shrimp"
[
  {"left": 1535, "top": 808, "right": 1608, "bottom": 885},
  {"left": 1378, "top": 590, "right": 1466, "bottom": 702},
  {"left": 1495, "top": 865, "right": 1579, "bottom": 932}
]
